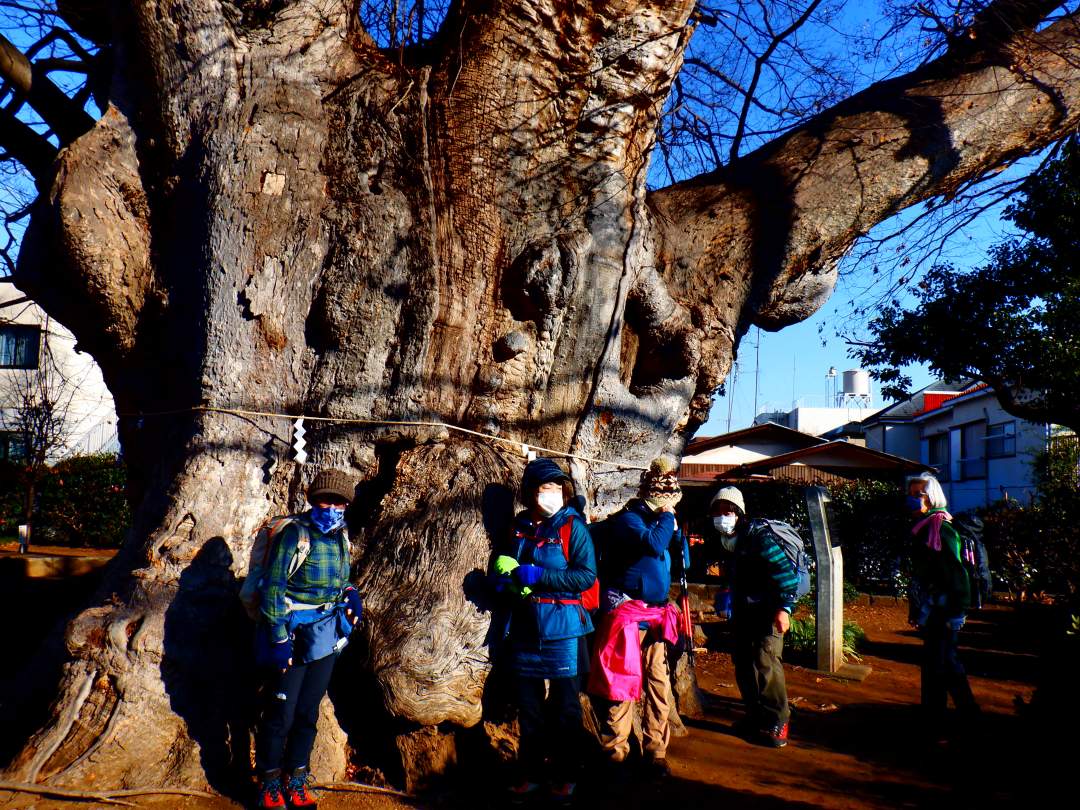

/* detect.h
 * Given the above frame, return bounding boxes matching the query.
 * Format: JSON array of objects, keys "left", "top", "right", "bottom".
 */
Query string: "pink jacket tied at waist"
[
  {"left": 913, "top": 510, "right": 953, "bottom": 551},
  {"left": 587, "top": 600, "right": 681, "bottom": 701}
]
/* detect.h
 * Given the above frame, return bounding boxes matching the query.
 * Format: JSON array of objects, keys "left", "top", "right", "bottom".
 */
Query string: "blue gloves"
[
  {"left": 513, "top": 564, "right": 543, "bottom": 588},
  {"left": 342, "top": 586, "right": 363, "bottom": 626},
  {"left": 269, "top": 637, "right": 293, "bottom": 671},
  {"left": 493, "top": 555, "right": 533, "bottom": 596}
]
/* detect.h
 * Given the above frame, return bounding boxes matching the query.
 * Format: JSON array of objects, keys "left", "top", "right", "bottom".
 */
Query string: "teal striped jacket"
[{"left": 733, "top": 520, "right": 801, "bottom": 615}]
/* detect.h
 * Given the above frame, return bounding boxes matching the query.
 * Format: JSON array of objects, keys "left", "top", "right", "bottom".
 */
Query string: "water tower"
[{"left": 840, "top": 369, "right": 872, "bottom": 409}]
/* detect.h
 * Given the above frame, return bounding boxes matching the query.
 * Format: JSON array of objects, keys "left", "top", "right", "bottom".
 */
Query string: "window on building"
[
  {"left": 0, "top": 325, "right": 41, "bottom": 369},
  {"left": 959, "top": 421, "right": 987, "bottom": 480},
  {"left": 0, "top": 430, "right": 28, "bottom": 461},
  {"left": 986, "top": 421, "right": 1017, "bottom": 458},
  {"left": 927, "top": 433, "right": 950, "bottom": 481}
]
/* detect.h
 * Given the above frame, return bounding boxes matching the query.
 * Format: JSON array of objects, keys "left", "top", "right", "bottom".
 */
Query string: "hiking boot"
[
  {"left": 549, "top": 782, "right": 576, "bottom": 804},
  {"left": 256, "top": 770, "right": 286, "bottom": 809},
  {"left": 507, "top": 780, "right": 542, "bottom": 804},
  {"left": 760, "top": 721, "right": 789, "bottom": 748},
  {"left": 284, "top": 766, "right": 317, "bottom": 808}
]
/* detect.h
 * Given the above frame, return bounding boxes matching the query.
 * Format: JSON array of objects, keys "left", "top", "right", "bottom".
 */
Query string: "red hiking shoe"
[
  {"left": 256, "top": 771, "right": 286, "bottom": 809},
  {"left": 284, "top": 766, "right": 318, "bottom": 808},
  {"left": 761, "top": 721, "right": 789, "bottom": 748}
]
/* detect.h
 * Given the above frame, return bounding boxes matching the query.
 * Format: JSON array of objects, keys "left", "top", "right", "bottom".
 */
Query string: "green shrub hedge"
[{"left": 0, "top": 453, "right": 130, "bottom": 548}]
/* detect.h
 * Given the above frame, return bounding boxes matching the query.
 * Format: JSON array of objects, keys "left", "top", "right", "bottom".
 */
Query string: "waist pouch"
[{"left": 288, "top": 605, "right": 352, "bottom": 663}]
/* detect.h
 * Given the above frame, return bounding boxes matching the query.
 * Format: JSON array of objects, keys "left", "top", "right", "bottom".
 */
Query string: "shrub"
[
  {"left": 785, "top": 616, "right": 865, "bottom": 663},
  {"left": 980, "top": 439, "right": 1080, "bottom": 600},
  {"left": 0, "top": 453, "right": 130, "bottom": 548}
]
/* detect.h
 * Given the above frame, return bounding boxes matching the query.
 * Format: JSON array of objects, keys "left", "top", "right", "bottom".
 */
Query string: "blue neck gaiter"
[{"left": 311, "top": 506, "right": 346, "bottom": 534}]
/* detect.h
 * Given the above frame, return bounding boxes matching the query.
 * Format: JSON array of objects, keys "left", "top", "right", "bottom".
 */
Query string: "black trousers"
[
  {"left": 920, "top": 611, "right": 978, "bottom": 724},
  {"left": 255, "top": 653, "right": 337, "bottom": 774},
  {"left": 515, "top": 674, "right": 582, "bottom": 783},
  {"left": 733, "top": 607, "right": 789, "bottom": 729}
]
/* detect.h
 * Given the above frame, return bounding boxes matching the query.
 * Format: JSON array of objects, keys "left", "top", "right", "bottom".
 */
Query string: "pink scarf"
[{"left": 913, "top": 510, "right": 953, "bottom": 551}]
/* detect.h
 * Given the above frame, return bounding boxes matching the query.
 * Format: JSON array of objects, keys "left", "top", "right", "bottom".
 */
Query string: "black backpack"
[
  {"left": 752, "top": 519, "right": 813, "bottom": 600},
  {"left": 954, "top": 514, "right": 993, "bottom": 608},
  {"left": 587, "top": 507, "right": 625, "bottom": 584}
]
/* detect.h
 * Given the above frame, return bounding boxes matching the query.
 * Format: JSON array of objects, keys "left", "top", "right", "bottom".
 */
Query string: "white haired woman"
[{"left": 907, "top": 472, "right": 980, "bottom": 738}]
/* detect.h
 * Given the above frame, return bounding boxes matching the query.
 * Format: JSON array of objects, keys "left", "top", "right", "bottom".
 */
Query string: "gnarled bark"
[{"left": 3, "top": 0, "right": 1079, "bottom": 791}]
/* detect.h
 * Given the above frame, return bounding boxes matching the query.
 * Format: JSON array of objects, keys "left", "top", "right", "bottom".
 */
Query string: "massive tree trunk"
[{"left": 4, "top": 0, "right": 1080, "bottom": 790}]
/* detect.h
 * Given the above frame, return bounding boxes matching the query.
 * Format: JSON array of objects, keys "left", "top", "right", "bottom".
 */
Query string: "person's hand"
[
  {"left": 513, "top": 564, "right": 544, "bottom": 587},
  {"left": 774, "top": 610, "right": 791, "bottom": 634},
  {"left": 270, "top": 637, "right": 293, "bottom": 672},
  {"left": 342, "top": 586, "right": 363, "bottom": 626},
  {"left": 494, "top": 555, "right": 520, "bottom": 575}
]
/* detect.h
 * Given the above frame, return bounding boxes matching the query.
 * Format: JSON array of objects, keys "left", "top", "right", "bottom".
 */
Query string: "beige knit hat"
[
  {"left": 710, "top": 485, "right": 746, "bottom": 515},
  {"left": 639, "top": 457, "right": 682, "bottom": 510},
  {"left": 307, "top": 469, "right": 356, "bottom": 504}
]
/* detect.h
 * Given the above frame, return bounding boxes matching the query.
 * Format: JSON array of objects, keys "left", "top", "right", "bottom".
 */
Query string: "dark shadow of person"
[{"left": 161, "top": 536, "right": 255, "bottom": 799}]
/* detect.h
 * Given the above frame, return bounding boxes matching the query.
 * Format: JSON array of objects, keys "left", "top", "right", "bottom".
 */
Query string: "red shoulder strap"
[{"left": 559, "top": 516, "right": 573, "bottom": 562}]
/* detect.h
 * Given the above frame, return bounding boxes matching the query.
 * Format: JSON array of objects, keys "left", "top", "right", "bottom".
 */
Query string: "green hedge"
[{"left": 0, "top": 453, "right": 130, "bottom": 548}]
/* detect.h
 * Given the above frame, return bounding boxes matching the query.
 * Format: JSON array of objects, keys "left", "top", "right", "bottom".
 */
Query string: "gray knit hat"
[{"left": 308, "top": 469, "right": 356, "bottom": 504}]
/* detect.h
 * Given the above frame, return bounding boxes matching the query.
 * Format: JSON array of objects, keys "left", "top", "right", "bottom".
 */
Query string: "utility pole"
[
  {"left": 726, "top": 361, "right": 738, "bottom": 433},
  {"left": 753, "top": 328, "right": 761, "bottom": 420}
]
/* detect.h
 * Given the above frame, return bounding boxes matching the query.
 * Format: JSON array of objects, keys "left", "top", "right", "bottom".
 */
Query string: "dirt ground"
[{"left": 2, "top": 593, "right": 1060, "bottom": 810}]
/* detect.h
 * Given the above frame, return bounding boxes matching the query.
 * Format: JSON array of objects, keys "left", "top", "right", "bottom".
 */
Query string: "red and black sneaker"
[
  {"left": 256, "top": 770, "right": 286, "bottom": 809},
  {"left": 284, "top": 766, "right": 318, "bottom": 808},
  {"left": 761, "top": 721, "right": 789, "bottom": 748}
]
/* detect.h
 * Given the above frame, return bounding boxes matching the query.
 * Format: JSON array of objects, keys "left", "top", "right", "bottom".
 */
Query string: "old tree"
[{"left": 1, "top": 0, "right": 1078, "bottom": 791}]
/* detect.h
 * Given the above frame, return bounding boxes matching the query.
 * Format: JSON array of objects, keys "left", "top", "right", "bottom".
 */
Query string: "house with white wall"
[
  {"left": 0, "top": 283, "right": 118, "bottom": 460},
  {"left": 861, "top": 379, "right": 1054, "bottom": 511}
]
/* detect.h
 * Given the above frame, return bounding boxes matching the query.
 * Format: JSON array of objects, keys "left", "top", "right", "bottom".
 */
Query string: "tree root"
[
  {"left": 0, "top": 781, "right": 217, "bottom": 806},
  {"left": 318, "top": 781, "right": 412, "bottom": 798}
]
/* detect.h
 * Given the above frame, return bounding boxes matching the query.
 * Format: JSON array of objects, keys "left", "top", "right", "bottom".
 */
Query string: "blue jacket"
[
  {"left": 500, "top": 505, "right": 596, "bottom": 643},
  {"left": 603, "top": 499, "right": 684, "bottom": 604}
]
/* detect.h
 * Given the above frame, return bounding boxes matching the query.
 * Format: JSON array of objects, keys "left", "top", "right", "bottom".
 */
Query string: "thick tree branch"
[
  {"left": 650, "top": 11, "right": 1080, "bottom": 339},
  {"left": 0, "top": 103, "right": 57, "bottom": 181},
  {"left": 0, "top": 33, "right": 96, "bottom": 145},
  {"left": 14, "top": 106, "right": 151, "bottom": 367}
]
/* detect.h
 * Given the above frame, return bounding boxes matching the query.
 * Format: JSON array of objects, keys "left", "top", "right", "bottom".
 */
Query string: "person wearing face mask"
[
  {"left": 588, "top": 457, "right": 686, "bottom": 778},
  {"left": 906, "top": 473, "right": 979, "bottom": 739},
  {"left": 253, "top": 469, "right": 362, "bottom": 810},
  {"left": 709, "top": 486, "right": 798, "bottom": 748},
  {"left": 493, "top": 457, "right": 595, "bottom": 804}
]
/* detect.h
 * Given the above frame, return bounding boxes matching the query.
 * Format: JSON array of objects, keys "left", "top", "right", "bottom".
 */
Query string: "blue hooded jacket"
[
  {"left": 603, "top": 499, "right": 684, "bottom": 604},
  {"left": 501, "top": 505, "right": 596, "bottom": 644}
]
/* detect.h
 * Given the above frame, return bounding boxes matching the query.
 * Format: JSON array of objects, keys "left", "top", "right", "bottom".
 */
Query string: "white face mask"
[
  {"left": 714, "top": 514, "right": 738, "bottom": 537},
  {"left": 537, "top": 490, "right": 564, "bottom": 517}
]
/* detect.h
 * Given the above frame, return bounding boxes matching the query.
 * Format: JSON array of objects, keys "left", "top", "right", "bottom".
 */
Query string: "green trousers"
[{"left": 733, "top": 606, "right": 789, "bottom": 729}]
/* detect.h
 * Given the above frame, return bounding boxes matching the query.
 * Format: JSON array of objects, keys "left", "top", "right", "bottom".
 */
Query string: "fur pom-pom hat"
[{"left": 639, "top": 456, "right": 682, "bottom": 510}]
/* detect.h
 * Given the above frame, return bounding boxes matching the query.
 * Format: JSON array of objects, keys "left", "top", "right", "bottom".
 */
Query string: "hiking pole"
[{"left": 677, "top": 528, "right": 695, "bottom": 668}]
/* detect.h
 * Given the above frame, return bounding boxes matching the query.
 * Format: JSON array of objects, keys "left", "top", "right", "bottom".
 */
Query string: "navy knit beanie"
[{"left": 521, "top": 457, "right": 570, "bottom": 495}]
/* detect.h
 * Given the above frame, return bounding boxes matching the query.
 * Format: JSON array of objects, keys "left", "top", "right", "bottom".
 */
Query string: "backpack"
[
  {"left": 557, "top": 515, "right": 601, "bottom": 611},
  {"left": 238, "top": 516, "right": 312, "bottom": 620},
  {"left": 954, "top": 514, "right": 993, "bottom": 608},
  {"left": 754, "top": 519, "right": 813, "bottom": 600},
  {"left": 585, "top": 508, "right": 623, "bottom": 584}
]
